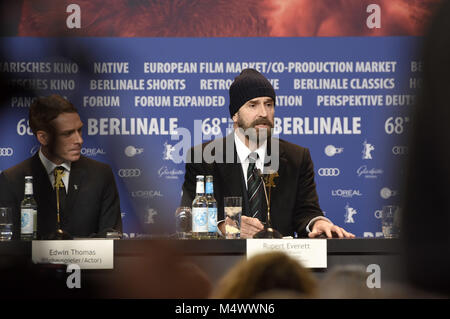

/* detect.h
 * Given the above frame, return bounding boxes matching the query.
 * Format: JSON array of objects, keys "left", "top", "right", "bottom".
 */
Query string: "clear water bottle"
[
  {"left": 205, "top": 175, "right": 218, "bottom": 238},
  {"left": 191, "top": 175, "right": 208, "bottom": 239},
  {"left": 20, "top": 176, "right": 37, "bottom": 240}
]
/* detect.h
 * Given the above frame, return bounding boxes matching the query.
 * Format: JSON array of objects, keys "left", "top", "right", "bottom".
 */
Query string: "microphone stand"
[
  {"left": 48, "top": 169, "right": 72, "bottom": 240},
  {"left": 253, "top": 168, "right": 282, "bottom": 239}
]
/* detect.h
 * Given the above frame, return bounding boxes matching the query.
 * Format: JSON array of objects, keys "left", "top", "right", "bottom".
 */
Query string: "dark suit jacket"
[
  {"left": 0, "top": 153, "right": 122, "bottom": 238},
  {"left": 181, "top": 135, "right": 323, "bottom": 237}
]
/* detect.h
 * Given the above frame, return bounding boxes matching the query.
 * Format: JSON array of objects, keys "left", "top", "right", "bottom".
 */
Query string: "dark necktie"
[
  {"left": 53, "top": 166, "right": 67, "bottom": 216},
  {"left": 247, "top": 152, "right": 264, "bottom": 221}
]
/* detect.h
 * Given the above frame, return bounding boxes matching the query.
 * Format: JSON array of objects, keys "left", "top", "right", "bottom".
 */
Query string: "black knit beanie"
[{"left": 229, "top": 68, "right": 276, "bottom": 117}]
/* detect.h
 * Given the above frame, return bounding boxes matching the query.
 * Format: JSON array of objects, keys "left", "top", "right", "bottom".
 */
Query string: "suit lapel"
[
  {"left": 30, "top": 153, "right": 58, "bottom": 235},
  {"left": 216, "top": 134, "right": 249, "bottom": 215},
  {"left": 219, "top": 162, "right": 244, "bottom": 196},
  {"left": 31, "top": 153, "right": 54, "bottom": 202},
  {"left": 264, "top": 139, "right": 286, "bottom": 217}
]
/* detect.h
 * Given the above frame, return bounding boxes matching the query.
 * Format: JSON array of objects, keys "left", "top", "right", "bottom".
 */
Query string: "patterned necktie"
[
  {"left": 247, "top": 152, "right": 264, "bottom": 221},
  {"left": 53, "top": 166, "right": 67, "bottom": 215}
]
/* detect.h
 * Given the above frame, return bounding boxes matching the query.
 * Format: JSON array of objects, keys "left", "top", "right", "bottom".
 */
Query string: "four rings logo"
[
  {"left": 0, "top": 148, "right": 13, "bottom": 156},
  {"left": 118, "top": 169, "right": 141, "bottom": 178},
  {"left": 318, "top": 168, "right": 340, "bottom": 177}
]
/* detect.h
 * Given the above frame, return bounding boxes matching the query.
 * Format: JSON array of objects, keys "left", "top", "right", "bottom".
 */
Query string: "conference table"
[{"left": 0, "top": 238, "right": 404, "bottom": 298}]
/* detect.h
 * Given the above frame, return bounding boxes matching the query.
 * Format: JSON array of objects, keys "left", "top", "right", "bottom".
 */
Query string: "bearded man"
[{"left": 181, "top": 69, "right": 353, "bottom": 238}]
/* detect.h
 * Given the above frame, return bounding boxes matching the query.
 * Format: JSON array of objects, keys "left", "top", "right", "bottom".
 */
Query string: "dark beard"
[{"left": 237, "top": 117, "right": 273, "bottom": 146}]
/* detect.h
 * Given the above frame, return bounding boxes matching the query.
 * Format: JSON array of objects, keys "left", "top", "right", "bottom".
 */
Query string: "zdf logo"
[
  {"left": 318, "top": 168, "right": 340, "bottom": 177},
  {"left": 0, "top": 148, "right": 13, "bottom": 156},
  {"left": 118, "top": 169, "right": 141, "bottom": 178},
  {"left": 324, "top": 145, "right": 344, "bottom": 157}
]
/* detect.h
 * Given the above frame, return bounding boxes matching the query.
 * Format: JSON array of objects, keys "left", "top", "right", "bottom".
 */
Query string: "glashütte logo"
[
  {"left": 125, "top": 145, "right": 144, "bottom": 157},
  {"left": 0, "top": 147, "right": 13, "bottom": 156},
  {"left": 356, "top": 165, "right": 383, "bottom": 178},
  {"left": 362, "top": 140, "right": 375, "bottom": 159},
  {"left": 81, "top": 147, "right": 106, "bottom": 157},
  {"left": 344, "top": 203, "right": 358, "bottom": 224},
  {"left": 332, "top": 189, "right": 362, "bottom": 198},
  {"left": 318, "top": 168, "right": 340, "bottom": 177},
  {"left": 324, "top": 145, "right": 344, "bottom": 157},
  {"left": 158, "top": 166, "right": 183, "bottom": 179},
  {"left": 118, "top": 168, "right": 141, "bottom": 178},
  {"left": 380, "top": 187, "right": 397, "bottom": 199}
]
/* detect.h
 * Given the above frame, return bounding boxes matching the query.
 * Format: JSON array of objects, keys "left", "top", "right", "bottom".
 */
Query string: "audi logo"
[
  {"left": 118, "top": 169, "right": 141, "bottom": 178},
  {"left": 0, "top": 148, "right": 13, "bottom": 156},
  {"left": 318, "top": 168, "right": 340, "bottom": 177}
]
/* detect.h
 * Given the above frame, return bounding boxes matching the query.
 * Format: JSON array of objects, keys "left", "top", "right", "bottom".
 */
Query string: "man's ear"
[
  {"left": 36, "top": 130, "right": 49, "bottom": 146},
  {"left": 232, "top": 112, "right": 238, "bottom": 124}
]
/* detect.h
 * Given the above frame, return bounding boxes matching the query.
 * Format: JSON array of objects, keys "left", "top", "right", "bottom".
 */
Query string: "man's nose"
[
  {"left": 74, "top": 131, "right": 83, "bottom": 145},
  {"left": 258, "top": 104, "right": 268, "bottom": 117}
]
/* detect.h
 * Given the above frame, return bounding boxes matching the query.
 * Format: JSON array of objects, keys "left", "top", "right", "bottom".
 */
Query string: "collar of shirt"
[
  {"left": 38, "top": 148, "right": 71, "bottom": 192},
  {"left": 234, "top": 131, "right": 267, "bottom": 189}
]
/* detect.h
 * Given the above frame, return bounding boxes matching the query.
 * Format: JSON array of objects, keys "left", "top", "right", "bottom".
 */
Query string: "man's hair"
[{"left": 29, "top": 94, "right": 78, "bottom": 135}]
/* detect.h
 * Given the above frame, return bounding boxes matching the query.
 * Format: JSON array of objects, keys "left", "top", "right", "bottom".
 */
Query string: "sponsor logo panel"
[
  {"left": 318, "top": 168, "right": 340, "bottom": 177},
  {"left": 0, "top": 148, "right": 13, "bottom": 156},
  {"left": 324, "top": 145, "right": 344, "bottom": 157},
  {"left": 118, "top": 168, "right": 141, "bottom": 178}
]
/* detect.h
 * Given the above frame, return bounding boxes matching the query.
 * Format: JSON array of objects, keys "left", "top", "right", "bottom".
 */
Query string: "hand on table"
[
  {"left": 308, "top": 219, "right": 355, "bottom": 238},
  {"left": 240, "top": 216, "right": 264, "bottom": 239}
]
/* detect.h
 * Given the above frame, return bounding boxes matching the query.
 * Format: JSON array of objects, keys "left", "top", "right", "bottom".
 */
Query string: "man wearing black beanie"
[{"left": 181, "top": 69, "right": 354, "bottom": 239}]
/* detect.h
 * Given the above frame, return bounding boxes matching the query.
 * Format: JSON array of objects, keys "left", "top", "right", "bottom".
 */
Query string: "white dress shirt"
[
  {"left": 234, "top": 131, "right": 267, "bottom": 189},
  {"left": 38, "top": 149, "right": 71, "bottom": 193}
]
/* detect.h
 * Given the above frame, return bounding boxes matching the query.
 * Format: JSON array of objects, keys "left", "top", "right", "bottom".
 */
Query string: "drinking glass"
[
  {"left": 381, "top": 205, "right": 400, "bottom": 238},
  {"left": 224, "top": 197, "right": 242, "bottom": 239},
  {"left": 0, "top": 207, "right": 13, "bottom": 241},
  {"left": 175, "top": 206, "right": 192, "bottom": 239}
]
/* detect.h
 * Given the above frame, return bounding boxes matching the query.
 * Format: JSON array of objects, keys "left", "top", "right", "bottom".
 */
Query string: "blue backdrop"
[{"left": 0, "top": 36, "right": 418, "bottom": 237}]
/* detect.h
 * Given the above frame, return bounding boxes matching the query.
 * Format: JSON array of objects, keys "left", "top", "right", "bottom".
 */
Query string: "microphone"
[
  {"left": 253, "top": 168, "right": 282, "bottom": 239},
  {"left": 49, "top": 168, "right": 72, "bottom": 240},
  {"left": 255, "top": 169, "right": 269, "bottom": 207},
  {"left": 91, "top": 228, "right": 123, "bottom": 239}
]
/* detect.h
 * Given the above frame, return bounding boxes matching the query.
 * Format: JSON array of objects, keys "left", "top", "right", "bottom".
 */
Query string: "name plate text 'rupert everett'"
[{"left": 246, "top": 239, "right": 327, "bottom": 268}]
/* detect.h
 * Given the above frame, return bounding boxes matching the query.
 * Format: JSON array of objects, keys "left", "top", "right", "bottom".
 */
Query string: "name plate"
[
  {"left": 32, "top": 240, "right": 114, "bottom": 269},
  {"left": 246, "top": 239, "right": 327, "bottom": 268}
]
